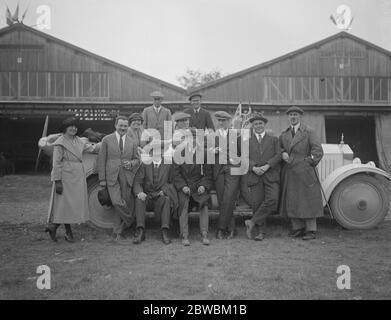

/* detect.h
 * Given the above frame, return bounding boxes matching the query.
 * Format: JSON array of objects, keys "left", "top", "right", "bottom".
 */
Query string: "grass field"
[{"left": 0, "top": 175, "right": 391, "bottom": 300}]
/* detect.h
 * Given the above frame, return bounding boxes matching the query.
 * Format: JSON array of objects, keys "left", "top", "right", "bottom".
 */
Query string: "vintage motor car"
[{"left": 39, "top": 134, "right": 391, "bottom": 230}]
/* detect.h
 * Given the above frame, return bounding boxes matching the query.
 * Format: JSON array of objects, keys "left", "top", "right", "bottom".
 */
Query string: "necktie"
[
  {"left": 257, "top": 134, "right": 263, "bottom": 144},
  {"left": 291, "top": 127, "right": 296, "bottom": 138},
  {"left": 119, "top": 135, "right": 124, "bottom": 153}
]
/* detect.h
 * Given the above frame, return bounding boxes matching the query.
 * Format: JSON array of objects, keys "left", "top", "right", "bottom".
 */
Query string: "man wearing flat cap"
[
  {"left": 184, "top": 93, "right": 215, "bottom": 132},
  {"left": 210, "top": 111, "right": 241, "bottom": 239},
  {"left": 173, "top": 129, "right": 213, "bottom": 246},
  {"left": 142, "top": 91, "right": 172, "bottom": 139},
  {"left": 279, "top": 106, "right": 324, "bottom": 240},
  {"left": 244, "top": 113, "right": 281, "bottom": 241}
]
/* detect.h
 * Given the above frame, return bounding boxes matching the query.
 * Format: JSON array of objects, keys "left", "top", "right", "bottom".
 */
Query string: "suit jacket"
[
  {"left": 184, "top": 107, "right": 215, "bottom": 130},
  {"left": 173, "top": 159, "right": 213, "bottom": 206},
  {"left": 208, "top": 129, "right": 242, "bottom": 180},
  {"left": 133, "top": 163, "right": 174, "bottom": 195},
  {"left": 142, "top": 106, "right": 172, "bottom": 139},
  {"left": 247, "top": 132, "right": 281, "bottom": 187},
  {"left": 98, "top": 133, "right": 140, "bottom": 187}
]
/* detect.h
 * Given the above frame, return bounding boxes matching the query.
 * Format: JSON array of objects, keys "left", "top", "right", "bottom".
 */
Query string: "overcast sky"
[{"left": 2, "top": 0, "right": 391, "bottom": 86}]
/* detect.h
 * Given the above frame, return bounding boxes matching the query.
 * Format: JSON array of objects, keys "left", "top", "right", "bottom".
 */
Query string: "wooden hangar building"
[
  {"left": 0, "top": 23, "right": 391, "bottom": 172},
  {"left": 0, "top": 23, "right": 186, "bottom": 171}
]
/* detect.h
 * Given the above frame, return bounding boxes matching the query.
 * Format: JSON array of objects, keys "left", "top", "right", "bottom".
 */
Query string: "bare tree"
[{"left": 177, "top": 69, "right": 224, "bottom": 90}]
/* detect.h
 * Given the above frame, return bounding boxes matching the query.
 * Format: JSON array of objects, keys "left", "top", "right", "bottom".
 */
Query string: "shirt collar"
[
  {"left": 115, "top": 131, "right": 126, "bottom": 142},
  {"left": 152, "top": 159, "right": 162, "bottom": 166},
  {"left": 153, "top": 105, "right": 161, "bottom": 112},
  {"left": 255, "top": 131, "right": 266, "bottom": 139},
  {"left": 219, "top": 128, "right": 228, "bottom": 136},
  {"left": 291, "top": 123, "right": 300, "bottom": 132}
]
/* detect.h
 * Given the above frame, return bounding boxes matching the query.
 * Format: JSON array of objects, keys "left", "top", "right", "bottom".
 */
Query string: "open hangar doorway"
[{"left": 325, "top": 115, "right": 379, "bottom": 166}]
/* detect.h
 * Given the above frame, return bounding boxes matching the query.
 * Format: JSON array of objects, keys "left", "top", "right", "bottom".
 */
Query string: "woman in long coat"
[
  {"left": 279, "top": 106, "right": 324, "bottom": 240},
  {"left": 45, "top": 117, "right": 100, "bottom": 242}
]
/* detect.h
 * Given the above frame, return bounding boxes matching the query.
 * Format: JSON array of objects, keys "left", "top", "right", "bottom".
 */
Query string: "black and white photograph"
[{"left": 0, "top": 0, "right": 391, "bottom": 305}]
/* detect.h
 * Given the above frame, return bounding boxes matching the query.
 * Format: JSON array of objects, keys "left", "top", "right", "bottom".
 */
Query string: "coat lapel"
[
  {"left": 146, "top": 164, "right": 153, "bottom": 182},
  {"left": 289, "top": 126, "right": 306, "bottom": 153},
  {"left": 55, "top": 136, "right": 83, "bottom": 161},
  {"left": 112, "top": 133, "right": 121, "bottom": 155},
  {"left": 250, "top": 134, "right": 260, "bottom": 155},
  {"left": 157, "top": 163, "right": 167, "bottom": 183}
]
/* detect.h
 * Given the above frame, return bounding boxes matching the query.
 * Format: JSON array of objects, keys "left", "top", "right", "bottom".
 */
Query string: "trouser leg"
[
  {"left": 178, "top": 194, "right": 189, "bottom": 237},
  {"left": 305, "top": 218, "right": 317, "bottom": 232},
  {"left": 291, "top": 218, "right": 305, "bottom": 231},
  {"left": 108, "top": 174, "right": 133, "bottom": 233},
  {"left": 135, "top": 198, "right": 147, "bottom": 229},
  {"left": 154, "top": 195, "right": 171, "bottom": 229},
  {"left": 251, "top": 180, "right": 279, "bottom": 233},
  {"left": 217, "top": 173, "right": 240, "bottom": 230},
  {"left": 199, "top": 204, "right": 209, "bottom": 235}
]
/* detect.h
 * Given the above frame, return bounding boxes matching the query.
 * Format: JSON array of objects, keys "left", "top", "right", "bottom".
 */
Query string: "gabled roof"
[
  {"left": 189, "top": 31, "right": 391, "bottom": 94},
  {"left": 0, "top": 23, "right": 186, "bottom": 94}
]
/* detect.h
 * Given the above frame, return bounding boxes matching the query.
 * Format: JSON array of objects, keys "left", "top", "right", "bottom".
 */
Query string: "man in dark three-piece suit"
[
  {"left": 132, "top": 144, "right": 177, "bottom": 245},
  {"left": 244, "top": 113, "right": 281, "bottom": 241}
]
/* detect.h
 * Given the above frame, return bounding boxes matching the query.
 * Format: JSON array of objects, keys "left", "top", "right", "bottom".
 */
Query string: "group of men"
[{"left": 98, "top": 90, "right": 324, "bottom": 246}]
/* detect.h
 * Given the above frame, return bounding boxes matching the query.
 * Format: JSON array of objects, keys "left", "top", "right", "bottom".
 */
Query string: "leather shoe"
[
  {"left": 302, "top": 231, "right": 316, "bottom": 240},
  {"left": 216, "top": 229, "right": 225, "bottom": 240},
  {"left": 113, "top": 233, "right": 125, "bottom": 242},
  {"left": 254, "top": 232, "right": 265, "bottom": 241},
  {"left": 245, "top": 219, "right": 255, "bottom": 239},
  {"left": 201, "top": 233, "right": 210, "bottom": 245},
  {"left": 289, "top": 228, "right": 305, "bottom": 238},
  {"left": 161, "top": 228, "right": 171, "bottom": 245},
  {"left": 133, "top": 227, "right": 145, "bottom": 244},
  {"left": 45, "top": 223, "right": 59, "bottom": 242},
  {"left": 64, "top": 224, "right": 74, "bottom": 243},
  {"left": 182, "top": 236, "right": 190, "bottom": 246},
  {"left": 226, "top": 229, "right": 236, "bottom": 240}
]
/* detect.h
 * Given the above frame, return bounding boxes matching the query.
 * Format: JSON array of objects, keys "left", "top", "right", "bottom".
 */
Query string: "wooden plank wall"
[
  {"left": 198, "top": 37, "right": 391, "bottom": 103},
  {"left": 0, "top": 28, "right": 185, "bottom": 101}
]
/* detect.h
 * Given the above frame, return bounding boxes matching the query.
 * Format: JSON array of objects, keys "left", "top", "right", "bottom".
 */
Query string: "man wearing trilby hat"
[
  {"left": 142, "top": 91, "right": 172, "bottom": 139},
  {"left": 244, "top": 112, "right": 281, "bottom": 241},
  {"left": 279, "top": 106, "right": 324, "bottom": 240}
]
